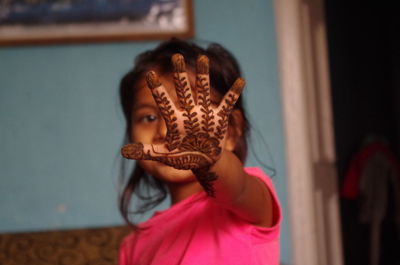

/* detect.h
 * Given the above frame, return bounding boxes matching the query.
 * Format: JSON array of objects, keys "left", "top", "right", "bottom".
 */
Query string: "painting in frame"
[{"left": 0, "top": 0, "right": 194, "bottom": 46}]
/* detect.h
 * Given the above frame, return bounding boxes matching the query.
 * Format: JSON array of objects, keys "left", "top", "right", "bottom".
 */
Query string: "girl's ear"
[{"left": 224, "top": 109, "right": 244, "bottom": 151}]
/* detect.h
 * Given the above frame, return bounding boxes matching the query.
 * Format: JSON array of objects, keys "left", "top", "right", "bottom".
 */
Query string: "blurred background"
[
  {"left": 0, "top": 0, "right": 292, "bottom": 264},
  {"left": 2, "top": 0, "right": 398, "bottom": 264}
]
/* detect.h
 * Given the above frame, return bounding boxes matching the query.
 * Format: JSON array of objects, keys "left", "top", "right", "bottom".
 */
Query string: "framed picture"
[{"left": 0, "top": 0, "right": 194, "bottom": 46}]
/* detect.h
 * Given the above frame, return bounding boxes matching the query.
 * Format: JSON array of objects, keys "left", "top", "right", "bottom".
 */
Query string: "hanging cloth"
[{"left": 341, "top": 142, "right": 400, "bottom": 265}]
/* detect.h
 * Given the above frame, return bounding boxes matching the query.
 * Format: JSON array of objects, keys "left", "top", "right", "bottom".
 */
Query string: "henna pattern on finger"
[
  {"left": 215, "top": 93, "right": 238, "bottom": 140},
  {"left": 215, "top": 104, "right": 231, "bottom": 140},
  {"left": 153, "top": 90, "right": 180, "bottom": 151},
  {"left": 196, "top": 55, "right": 215, "bottom": 134},
  {"left": 172, "top": 54, "right": 200, "bottom": 135},
  {"left": 146, "top": 71, "right": 180, "bottom": 151},
  {"left": 121, "top": 143, "right": 148, "bottom": 160},
  {"left": 121, "top": 142, "right": 213, "bottom": 170},
  {"left": 146, "top": 71, "right": 162, "bottom": 89},
  {"left": 147, "top": 152, "right": 211, "bottom": 170},
  {"left": 196, "top": 55, "right": 209, "bottom": 75},
  {"left": 215, "top": 78, "right": 245, "bottom": 140}
]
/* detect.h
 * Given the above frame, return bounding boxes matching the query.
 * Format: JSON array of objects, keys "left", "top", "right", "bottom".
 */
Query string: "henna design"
[
  {"left": 121, "top": 143, "right": 147, "bottom": 160},
  {"left": 153, "top": 90, "right": 180, "bottom": 150},
  {"left": 196, "top": 55, "right": 215, "bottom": 134},
  {"left": 146, "top": 152, "right": 211, "bottom": 170},
  {"left": 215, "top": 93, "right": 236, "bottom": 140},
  {"left": 172, "top": 53, "right": 186, "bottom": 73},
  {"left": 215, "top": 78, "right": 244, "bottom": 140},
  {"left": 193, "top": 167, "right": 218, "bottom": 197},
  {"left": 121, "top": 141, "right": 214, "bottom": 170},
  {"left": 146, "top": 70, "right": 162, "bottom": 89},
  {"left": 196, "top": 55, "right": 209, "bottom": 75},
  {"left": 179, "top": 134, "right": 221, "bottom": 157},
  {"left": 121, "top": 54, "right": 245, "bottom": 196},
  {"left": 172, "top": 54, "right": 200, "bottom": 135},
  {"left": 215, "top": 109, "right": 229, "bottom": 140},
  {"left": 146, "top": 71, "right": 180, "bottom": 151}
]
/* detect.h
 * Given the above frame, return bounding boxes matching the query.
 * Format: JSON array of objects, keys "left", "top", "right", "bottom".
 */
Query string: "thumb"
[
  {"left": 121, "top": 142, "right": 212, "bottom": 170},
  {"left": 121, "top": 142, "right": 168, "bottom": 160}
]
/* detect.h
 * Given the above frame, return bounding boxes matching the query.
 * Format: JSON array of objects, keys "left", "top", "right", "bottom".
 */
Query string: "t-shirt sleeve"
[{"left": 244, "top": 167, "right": 282, "bottom": 242}]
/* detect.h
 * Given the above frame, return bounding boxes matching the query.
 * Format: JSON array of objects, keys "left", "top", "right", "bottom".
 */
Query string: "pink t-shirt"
[{"left": 119, "top": 167, "right": 281, "bottom": 265}]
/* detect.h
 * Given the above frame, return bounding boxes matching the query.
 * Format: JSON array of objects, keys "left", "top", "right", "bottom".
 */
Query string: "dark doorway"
[{"left": 325, "top": 1, "right": 400, "bottom": 265}]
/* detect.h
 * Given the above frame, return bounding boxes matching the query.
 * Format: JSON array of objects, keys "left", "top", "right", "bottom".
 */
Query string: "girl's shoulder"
[
  {"left": 244, "top": 167, "right": 282, "bottom": 235},
  {"left": 245, "top": 167, "right": 280, "bottom": 200}
]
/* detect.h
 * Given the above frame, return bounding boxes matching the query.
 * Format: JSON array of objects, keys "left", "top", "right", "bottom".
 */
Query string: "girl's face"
[{"left": 130, "top": 73, "right": 196, "bottom": 184}]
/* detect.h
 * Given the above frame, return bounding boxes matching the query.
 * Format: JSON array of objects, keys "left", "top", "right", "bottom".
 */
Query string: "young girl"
[{"left": 118, "top": 39, "right": 281, "bottom": 265}]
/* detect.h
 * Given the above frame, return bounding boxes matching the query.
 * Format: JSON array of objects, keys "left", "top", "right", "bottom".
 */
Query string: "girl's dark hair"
[{"left": 119, "top": 38, "right": 249, "bottom": 226}]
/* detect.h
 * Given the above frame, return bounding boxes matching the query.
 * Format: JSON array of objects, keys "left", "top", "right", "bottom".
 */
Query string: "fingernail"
[
  {"left": 121, "top": 143, "right": 144, "bottom": 160},
  {"left": 146, "top": 71, "right": 161, "bottom": 90},
  {"left": 197, "top": 55, "right": 209, "bottom": 75},
  {"left": 231, "top": 78, "right": 245, "bottom": 94},
  {"left": 172, "top": 53, "right": 185, "bottom": 73}
]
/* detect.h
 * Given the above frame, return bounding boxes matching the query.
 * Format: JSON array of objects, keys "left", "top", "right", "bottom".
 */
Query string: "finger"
[
  {"left": 146, "top": 71, "right": 181, "bottom": 151},
  {"left": 121, "top": 142, "right": 212, "bottom": 170},
  {"left": 121, "top": 143, "right": 148, "bottom": 160},
  {"left": 172, "top": 54, "right": 200, "bottom": 135},
  {"left": 121, "top": 142, "right": 168, "bottom": 160},
  {"left": 196, "top": 55, "right": 215, "bottom": 134},
  {"left": 214, "top": 78, "right": 245, "bottom": 140},
  {"left": 146, "top": 70, "right": 179, "bottom": 114},
  {"left": 196, "top": 55, "right": 210, "bottom": 105},
  {"left": 217, "top": 77, "right": 245, "bottom": 112},
  {"left": 172, "top": 54, "right": 196, "bottom": 109}
]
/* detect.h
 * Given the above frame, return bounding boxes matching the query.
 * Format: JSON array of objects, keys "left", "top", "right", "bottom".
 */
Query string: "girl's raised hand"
[{"left": 121, "top": 54, "right": 244, "bottom": 174}]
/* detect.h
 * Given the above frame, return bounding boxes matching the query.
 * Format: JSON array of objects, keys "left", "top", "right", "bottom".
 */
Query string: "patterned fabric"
[{"left": 0, "top": 226, "right": 130, "bottom": 265}]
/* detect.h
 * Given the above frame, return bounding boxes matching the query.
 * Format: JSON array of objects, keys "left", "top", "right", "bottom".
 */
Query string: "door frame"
[{"left": 273, "top": 0, "right": 343, "bottom": 264}]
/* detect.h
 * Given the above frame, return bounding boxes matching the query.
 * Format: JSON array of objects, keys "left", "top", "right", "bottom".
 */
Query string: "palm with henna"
[{"left": 121, "top": 54, "right": 245, "bottom": 195}]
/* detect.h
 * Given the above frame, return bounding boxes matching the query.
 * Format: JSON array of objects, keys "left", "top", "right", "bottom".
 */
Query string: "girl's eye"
[{"left": 138, "top": 114, "right": 158, "bottom": 123}]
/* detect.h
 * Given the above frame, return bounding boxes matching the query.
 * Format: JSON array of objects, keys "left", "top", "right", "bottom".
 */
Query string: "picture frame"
[{"left": 0, "top": 0, "right": 194, "bottom": 46}]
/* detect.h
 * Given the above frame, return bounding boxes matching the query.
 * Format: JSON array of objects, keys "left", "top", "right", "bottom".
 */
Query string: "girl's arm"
[
  {"left": 198, "top": 149, "right": 274, "bottom": 227},
  {"left": 122, "top": 53, "right": 274, "bottom": 227}
]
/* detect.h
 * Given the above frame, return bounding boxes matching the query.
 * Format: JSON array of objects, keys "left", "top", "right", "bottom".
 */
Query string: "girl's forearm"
[{"left": 193, "top": 150, "right": 273, "bottom": 226}]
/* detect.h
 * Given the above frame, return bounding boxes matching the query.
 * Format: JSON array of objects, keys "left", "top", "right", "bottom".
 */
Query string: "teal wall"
[{"left": 0, "top": 0, "right": 291, "bottom": 263}]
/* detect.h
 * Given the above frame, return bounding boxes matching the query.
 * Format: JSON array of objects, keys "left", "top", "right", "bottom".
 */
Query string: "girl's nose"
[{"left": 153, "top": 119, "right": 167, "bottom": 143}]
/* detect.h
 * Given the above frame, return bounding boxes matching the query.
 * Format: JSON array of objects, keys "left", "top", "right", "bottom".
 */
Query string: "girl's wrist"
[{"left": 192, "top": 149, "right": 235, "bottom": 197}]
